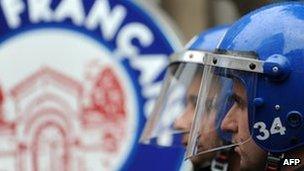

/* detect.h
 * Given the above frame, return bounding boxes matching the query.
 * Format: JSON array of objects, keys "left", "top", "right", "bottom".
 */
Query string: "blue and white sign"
[{"left": 0, "top": 0, "right": 184, "bottom": 171}]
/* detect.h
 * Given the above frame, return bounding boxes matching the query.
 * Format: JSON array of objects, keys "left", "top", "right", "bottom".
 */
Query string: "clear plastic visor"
[
  {"left": 186, "top": 64, "right": 257, "bottom": 159},
  {"left": 139, "top": 62, "right": 203, "bottom": 147}
]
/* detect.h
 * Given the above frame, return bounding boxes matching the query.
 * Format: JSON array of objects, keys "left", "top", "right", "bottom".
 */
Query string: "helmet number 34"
[{"left": 254, "top": 117, "right": 286, "bottom": 141}]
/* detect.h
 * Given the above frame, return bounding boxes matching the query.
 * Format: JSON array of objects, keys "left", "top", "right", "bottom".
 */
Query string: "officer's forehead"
[{"left": 232, "top": 79, "right": 246, "bottom": 97}]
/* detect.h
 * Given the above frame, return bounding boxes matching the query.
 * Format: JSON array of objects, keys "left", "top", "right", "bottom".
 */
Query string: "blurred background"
[{"left": 159, "top": 0, "right": 272, "bottom": 41}]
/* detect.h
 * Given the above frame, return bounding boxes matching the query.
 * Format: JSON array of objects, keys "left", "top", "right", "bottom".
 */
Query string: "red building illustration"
[{"left": 0, "top": 66, "right": 127, "bottom": 171}]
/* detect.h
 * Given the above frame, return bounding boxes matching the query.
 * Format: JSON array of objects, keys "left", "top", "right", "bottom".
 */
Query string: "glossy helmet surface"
[
  {"left": 188, "top": 25, "right": 229, "bottom": 51},
  {"left": 218, "top": 2, "right": 304, "bottom": 153}
]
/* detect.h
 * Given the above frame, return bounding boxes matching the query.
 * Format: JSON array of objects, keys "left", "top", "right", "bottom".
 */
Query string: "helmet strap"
[
  {"left": 211, "top": 149, "right": 229, "bottom": 171},
  {"left": 265, "top": 152, "right": 285, "bottom": 171}
]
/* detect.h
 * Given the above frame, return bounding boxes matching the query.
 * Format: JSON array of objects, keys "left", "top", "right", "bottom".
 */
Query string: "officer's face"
[
  {"left": 221, "top": 80, "right": 266, "bottom": 171},
  {"left": 195, "top": 80, "right": 223, "bottom": 162},
  {"left": 174, "top": 75, "right": 220, "bottom": 165},
  {"left": 174, "top": 75, "right": 200, "bottom": 147}
]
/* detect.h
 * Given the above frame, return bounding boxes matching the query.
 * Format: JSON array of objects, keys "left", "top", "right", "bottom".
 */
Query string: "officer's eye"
[
  {"left": 205, "top": 100, "right": 212, "bottom": 113},
  {"left": 228, "top": 94, "right": 237, "bottom": 103},
  {"left": 187, "top": 95, "right": 197, "bottom": 107},
  {"left": 228, "top": 93, "right": 246, "bottom": 109},
  {"left": 185, "top": 95, "right": 197, "bottom": 108}
]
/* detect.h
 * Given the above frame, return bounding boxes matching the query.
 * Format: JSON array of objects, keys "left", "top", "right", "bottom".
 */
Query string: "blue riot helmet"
[
  {"left": 140, "top": 25, "right": 231, "bottom": 152},
  {"left": 186, "top": 2, "right": 304, "bottom": 170}
]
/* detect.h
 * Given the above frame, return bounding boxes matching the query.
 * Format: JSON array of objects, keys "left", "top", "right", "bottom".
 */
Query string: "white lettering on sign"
[
  {"left": 1, "top": 0, "right": 25, "bottom": 28},
  {"left": 0, "top": 0, "right": 168, "bottom": 122},
  {"left": 54, "top": 0, "right": 85, "bottom": 26},
  {"left": 28, "top": 0, "right": 53, "bottom": 23},
  {"left": 2, "top": 0, "right": 127, "bottom": 40},
  {"left": 85, "top": 0, "right": 126, "bottom": 40},
  {"left": 0, "top": 0, "right": 181, "bottom": 170},
  {"left": 116, "top": 23, "right": 154, "bottom": 57}
]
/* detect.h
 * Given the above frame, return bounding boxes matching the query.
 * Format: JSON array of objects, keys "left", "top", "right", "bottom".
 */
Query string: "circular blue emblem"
[{"left": 0, "top": 0, "right": 184, "bottom": 170}]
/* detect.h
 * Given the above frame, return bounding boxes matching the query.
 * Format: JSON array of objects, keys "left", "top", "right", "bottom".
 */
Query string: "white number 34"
[{"left": 253, "top": 117, "right": 286, "bottom": 141}]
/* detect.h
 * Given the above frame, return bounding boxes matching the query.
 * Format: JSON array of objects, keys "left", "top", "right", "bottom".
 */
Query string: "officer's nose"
[{"left": 221, "top": 104, "right": 238, "bottom": 133}]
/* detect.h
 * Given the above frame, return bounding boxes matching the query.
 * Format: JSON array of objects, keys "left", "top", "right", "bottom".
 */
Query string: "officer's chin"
[{"left": 190, "top": 152, "right": 216, "bottom": 168}]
